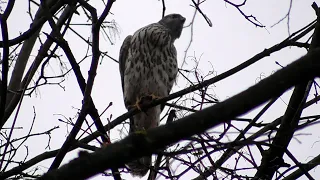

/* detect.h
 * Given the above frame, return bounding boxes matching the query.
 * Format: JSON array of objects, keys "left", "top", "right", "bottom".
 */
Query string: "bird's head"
[{"left": 159, "top": 13, "right": 186, "bottom": 40}]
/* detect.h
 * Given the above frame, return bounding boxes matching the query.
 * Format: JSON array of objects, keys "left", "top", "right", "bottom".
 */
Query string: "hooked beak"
[{"left": 181, "top": 17, "right": 186, "bottom": 24}]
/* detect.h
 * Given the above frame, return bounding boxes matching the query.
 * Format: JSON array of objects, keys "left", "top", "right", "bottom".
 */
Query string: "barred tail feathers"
[{"left": 127, "top": 106, "right": 160, "bottom": 177}]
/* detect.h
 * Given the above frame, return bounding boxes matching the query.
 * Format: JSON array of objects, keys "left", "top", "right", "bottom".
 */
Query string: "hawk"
[{"left": 119, "top": 14, "right": 185, "bottom": 177}]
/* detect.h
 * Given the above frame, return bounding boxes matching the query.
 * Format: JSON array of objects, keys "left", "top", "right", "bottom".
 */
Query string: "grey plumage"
[{"left": 119, "top": 13, "right": 185, "bottom": 177}]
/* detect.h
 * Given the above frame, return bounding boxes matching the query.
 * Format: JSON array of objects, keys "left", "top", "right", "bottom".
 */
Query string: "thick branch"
[
  {"left": 254, "top": 81, "right": 311, "bottom": 179},
  {"left": 38, "top": 49, "right": 320, "bottom": 180},
  {"left": 0, "top": 0, "right": 14, "bottom": 124},
  {"left": 282, "top": 153, "right": 320, "bottom": 180},
  {"left": 48, "top": 1, "right": 99, "bottom": 170},
  {"left": 6, "top": 0, "right": 63, "bottom": 106},
  {"left": 48, "top": 3, "right": 117, "bottom": 179},
  {"left": 254, "top": 4, "right": 320, "bottom": 179},
  {"left": 0, "top": 0, "right": 16, "bottom": 170},
  {"left": 1, "top": 0, "right": 67, "bottom": 128}
]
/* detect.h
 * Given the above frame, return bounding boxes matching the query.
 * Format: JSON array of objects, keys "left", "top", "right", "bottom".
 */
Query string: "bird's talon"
[
  {"left": 134, "top": 129, "right": 147, "bottom": 135},
  {"left": 150, "top": 94, "right": 160, "bottom": 100},
  {"left": 128, "top": 97, "right": 143, "bottom": 111}
]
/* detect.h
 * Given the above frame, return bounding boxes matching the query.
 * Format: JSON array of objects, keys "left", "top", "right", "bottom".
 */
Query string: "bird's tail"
[
  {"left": 127, "top": 105, "right": 160, "bottom": 177},
  {"left": 127, "top": 155, "right": 151, "bottom": 177},
  {"left": 127, "top": 116, "right": 152, "bottom": 177}
]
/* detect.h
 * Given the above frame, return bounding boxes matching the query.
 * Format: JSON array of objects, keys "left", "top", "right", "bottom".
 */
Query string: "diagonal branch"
[
  {"left": 192, "top": 97, "right": 279, "bottom": 180},
  {"left": 3, "top": 89, "right": 320, "bottom": 179},
  {"left": 282, "top": 152, "right": 320, "bottom": 180},
  {"left": 38, "top": 48, "right": 320, "bottom": 180},
  {"left": 48, "top": 1, "right": 98, "bottom": 170},
  {"left": 253, "top": 3, "right": 320, "bottom": 179},
  {"left": 0, "top": 0, "right": 15, "bottom": 124},
  {"left": 47, "top": 2, "right": 120, "bottom": 180},
  {"left": 254, "top": 81, "right": 311, "bottom": 179},
  {"left": 0, "top": 0, "right": 16, "bottom": 170},
  {"left": 1, "top": 16, "right": 317, "bottom": 178},
  {"left": 1, "top": 0, "right": 68, "bottom": 128}
]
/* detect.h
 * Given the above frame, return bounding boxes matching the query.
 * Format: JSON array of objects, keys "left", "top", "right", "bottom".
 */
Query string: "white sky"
[{"left": 2, "top": 0, "right": 320, "bottom": 179}]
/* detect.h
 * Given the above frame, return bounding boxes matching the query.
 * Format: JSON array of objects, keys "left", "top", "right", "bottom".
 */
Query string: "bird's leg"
[
  {"left": 139, "top": 93, "right": 162, "bottom": 110},
  {"left": 140, "top": 93, "right": 161, "bottom": 102},
  {"left": 134, "top": 127, "right": 147, "bottom": 135},
  {"left": 128, "top": 94, "right": 161, "bottom": 112}
]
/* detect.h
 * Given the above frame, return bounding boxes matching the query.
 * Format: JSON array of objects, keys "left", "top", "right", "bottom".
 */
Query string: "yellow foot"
[
  {"left": 128, "top": 97, "right": 143, "bottom": 111},
  {"left": 134, "top": 129, "right": 147, "bottom": 135},
  {"left": 128, "top": 94, "right": 162, "bottom": 111},
  {"left": 150, "top": 94, "right": 161, "bottom": 100},
  {"left": 140, "top": 94, "right": 161, "bottom": 103}
]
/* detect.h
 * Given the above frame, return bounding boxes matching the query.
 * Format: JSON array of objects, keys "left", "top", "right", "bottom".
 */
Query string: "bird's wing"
[
  {"left": 119, "top": 35, "right": 132, "bottom": 92},
  {"left": 119, "top": 35, "right": 136, "bottom": 133}
]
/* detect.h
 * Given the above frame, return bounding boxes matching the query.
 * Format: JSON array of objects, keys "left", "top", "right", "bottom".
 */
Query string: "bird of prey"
[{"left": 119, "top": 14, "right": 185, "bottom": 177}]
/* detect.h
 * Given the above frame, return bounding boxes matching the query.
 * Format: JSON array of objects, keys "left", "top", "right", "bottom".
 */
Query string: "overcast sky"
[{"left": 3, "top": 0, "right": 320, "bottom": 179}]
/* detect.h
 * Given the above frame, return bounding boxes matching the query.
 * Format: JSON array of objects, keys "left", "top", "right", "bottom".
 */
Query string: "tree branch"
[
  {"left": 38, "top": 48, "right": 320, "bottom": 180},
  {"left": 254, "top": 3, "right": 320, "bottom": 179}
]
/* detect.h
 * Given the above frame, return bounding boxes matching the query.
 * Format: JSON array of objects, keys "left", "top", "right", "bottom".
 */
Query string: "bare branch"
[{"left": 39, "top": 48, "right": 320, "bottom": 180}]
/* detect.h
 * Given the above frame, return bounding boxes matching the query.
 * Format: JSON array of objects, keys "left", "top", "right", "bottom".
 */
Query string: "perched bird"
[{"left": 119, "top": 14, "right": 185, "bottom": 177}]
